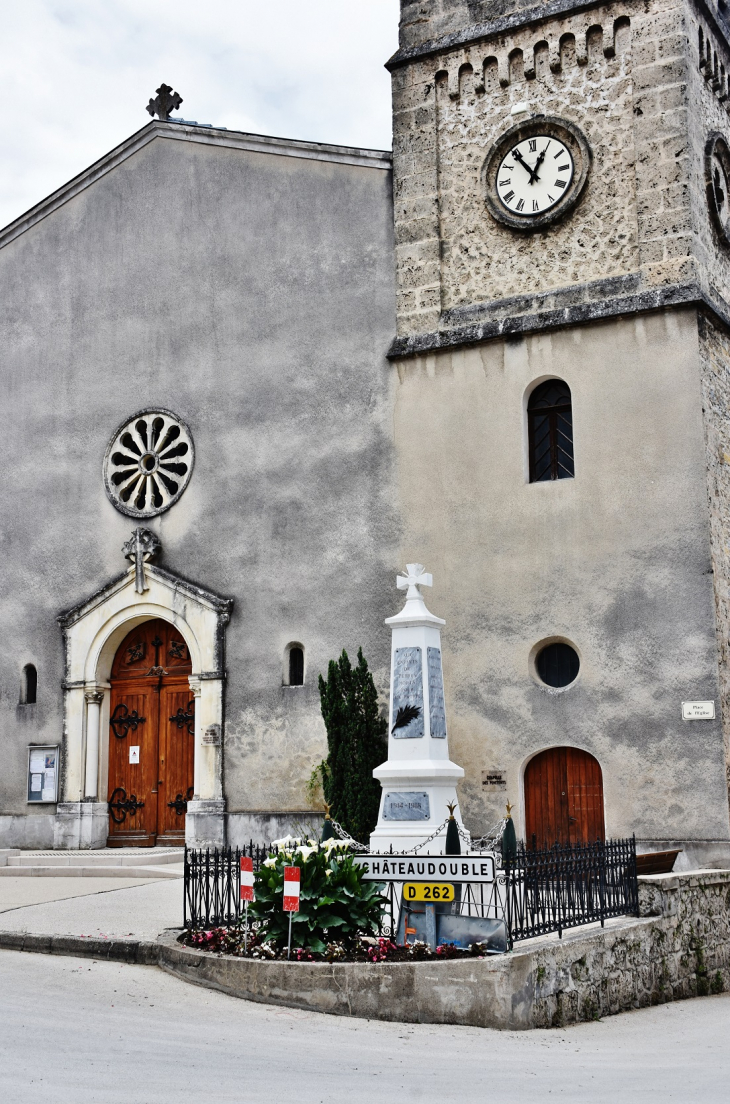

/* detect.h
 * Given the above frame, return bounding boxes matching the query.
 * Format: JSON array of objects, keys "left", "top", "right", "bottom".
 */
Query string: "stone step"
[
  {"left": 0, "top": 850, "right": 21, "bottom": 867},
  {"left": 0, "top": 864, "right": 183, "bottom": 879},
  {"left": 6, "top": 849, "right": 183, "bottom": 867}
]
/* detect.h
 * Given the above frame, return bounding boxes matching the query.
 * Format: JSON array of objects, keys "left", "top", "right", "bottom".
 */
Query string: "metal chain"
[
  {"left": 328, "top": 820, "right": 370, "bottom": 851},
  {"left": 332, "top": 815, "right": 507, "bottom": 856}
]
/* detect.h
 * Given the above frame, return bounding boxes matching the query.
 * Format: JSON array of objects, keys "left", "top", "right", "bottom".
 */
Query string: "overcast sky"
[{"left": 0, "top": 0, "right": 399, "bottom": 230}]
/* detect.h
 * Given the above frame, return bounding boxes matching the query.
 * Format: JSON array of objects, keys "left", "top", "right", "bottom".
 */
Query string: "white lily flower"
[
  {"left": 263, "top": 857, "right": 278, "bottom": 868},
  {"left": 271, "top": 834, "right": 301, "bottom": 850},
  {"left": 295, "top": 845, "right": 317, "bottom": 862}
]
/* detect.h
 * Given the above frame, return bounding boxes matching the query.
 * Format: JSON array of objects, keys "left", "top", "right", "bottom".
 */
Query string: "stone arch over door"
[
  {"left": 55, "top": 554, "right": 232, "bottom": 850},
  {"left": 523, "top": 746, "right": 605, "bottom": 847}
]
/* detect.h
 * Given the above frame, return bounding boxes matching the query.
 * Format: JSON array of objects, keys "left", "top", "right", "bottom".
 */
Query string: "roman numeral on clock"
[
  {"left": 529, "top": 139, "right": 537, "bottom": 152},
  {"left": 555, "top": 179, "right": 567, "bottom": 189},
  {"left": 516, "top": 198, "right": 525, "bottom": 211},
  {"left": 532, "top": 200, "right": 539, "bottom": 211},
  {"left": 503, "top": 190, "right": 515, "bottom": 202},
  {"left": 499, "top": 179, "right": 511, "bottom": 186}
]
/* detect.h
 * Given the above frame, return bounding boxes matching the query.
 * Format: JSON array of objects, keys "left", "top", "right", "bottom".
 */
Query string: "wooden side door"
[
  {"left": 107, "top": 680, "right": 159, "bottom": 846},
  {"left": 566, "top": 747, "right": 605, "bottom": 845},
  {"left": 157, "top": 681, "right": 195, "bottom": 845},
  {"left": 524, "top": 747, "right": 605, "bottom": 847}
]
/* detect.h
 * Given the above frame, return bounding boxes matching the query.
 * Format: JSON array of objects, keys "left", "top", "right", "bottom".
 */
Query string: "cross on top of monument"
[
  {"left": 146, "top": 84, "right": 183, "bottom": 121},
  {"left": 396, "top": 563, "right": 433, "bottom": 601}
]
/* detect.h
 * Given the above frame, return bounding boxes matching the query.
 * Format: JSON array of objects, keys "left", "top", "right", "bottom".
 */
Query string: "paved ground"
[
  {"left": 0, "top": 878, "right": 181, "bottom": 937},
  {"left": 1, "top": 949, "right": 728, "bottom": 1103},
  {"left": 0, "top": 877, "right": 156, "bottom": 912}
]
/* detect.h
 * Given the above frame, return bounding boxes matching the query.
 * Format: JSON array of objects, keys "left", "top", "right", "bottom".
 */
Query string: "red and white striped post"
[
  {"left": 283, "top": 865, "right": 300, "bottom": 959},
  {"left": 240, "top": 856, "right": 254, "bottom": 952}
]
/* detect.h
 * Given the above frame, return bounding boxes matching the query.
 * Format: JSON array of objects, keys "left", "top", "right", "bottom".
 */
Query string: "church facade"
[{"left": 2, "top": 0, "right": 730, "bottom": 868}]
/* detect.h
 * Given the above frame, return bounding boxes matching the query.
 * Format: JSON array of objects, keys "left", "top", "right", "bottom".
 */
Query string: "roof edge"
[{"left": 0, "top": 119, "right": 392, "bottom": 252}]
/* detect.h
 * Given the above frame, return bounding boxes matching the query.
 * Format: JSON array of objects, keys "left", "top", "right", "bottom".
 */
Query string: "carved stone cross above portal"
[
  {"left": 396, "top": 563, "right": 433, "bottom": 601},
  {"left": 122, "top": 528, "right": 161, "bottom": 593},
  {"left": 146, "top": 84, "right": 183, "bottom": 121}
]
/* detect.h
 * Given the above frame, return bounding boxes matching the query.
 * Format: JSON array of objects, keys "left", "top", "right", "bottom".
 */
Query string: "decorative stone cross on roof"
[
  {"left": 396, "top": 563, "right": 433, "bottom": 601},
  {"left": 146, "top": 84, "right": 183, "bottom": 121},
  {"left": 123, "top": 527, "right": 161, "bottom": 594}
]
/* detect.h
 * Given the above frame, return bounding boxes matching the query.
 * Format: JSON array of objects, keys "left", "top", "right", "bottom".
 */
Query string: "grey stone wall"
[
  {"left": 698, "top": 311, "right": 730, "bottom": 791},
  {"left": 391, "top": 308, "right": 730, "bottom": 853},
  {"left": 0, "top": 126, "right": 396, "bottom": 826},
  {"left": 532, "top": 870, "right": 730, "bottom": 1026}
]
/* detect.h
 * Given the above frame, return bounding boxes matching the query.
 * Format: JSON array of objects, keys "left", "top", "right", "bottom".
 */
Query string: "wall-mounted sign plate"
[
  {"left": 482, "top": 768, "right": 507, "bottom": 789},
  {"left": 681, "top": 701, "right": 715, "bottom": 720},
  {"left": 129, "top": 745, "right": 140, "bottom": 764}
]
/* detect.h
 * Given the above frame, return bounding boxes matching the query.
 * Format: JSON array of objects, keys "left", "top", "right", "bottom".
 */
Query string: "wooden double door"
[
  {"left": 524, "top": 747, "right": 605, "bottom": 847},
  {"left": 107, "top": 619, "right": 194, "bottom": 847}
]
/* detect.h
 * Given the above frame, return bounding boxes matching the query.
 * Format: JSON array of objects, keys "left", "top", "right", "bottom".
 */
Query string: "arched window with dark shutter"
[
  {"left": 288, "top": 646, "right": 304, "bottom": 686},
  {"left": 21, "top": 664, "right": 37, "bottom": 705},
  {"left": 528, "top": 379, "right": 574, "bottom": 482}
]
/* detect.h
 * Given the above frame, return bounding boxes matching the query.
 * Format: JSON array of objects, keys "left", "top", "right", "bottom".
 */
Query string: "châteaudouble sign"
[{"left": 353, "top": 853, "right": 496, "bottom": 884}]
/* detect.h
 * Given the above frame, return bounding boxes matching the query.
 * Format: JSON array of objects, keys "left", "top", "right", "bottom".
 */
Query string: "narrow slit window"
[
  {"left": 288, "top": 646, "right": 304, "bottom": 686},
  {"left": 528, "top": 379, "right": 574, "bottom": 482},
  {"left": 22, "top": 664, "right": 37, "bottom": 705}
]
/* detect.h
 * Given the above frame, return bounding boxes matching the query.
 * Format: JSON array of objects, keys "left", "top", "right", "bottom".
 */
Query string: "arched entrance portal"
[
  {"left": 524, "top": 747, "right": 605, "bottom": 847},
  {"left": 107, "top": 619, "right": 194, "bottom": 847}
]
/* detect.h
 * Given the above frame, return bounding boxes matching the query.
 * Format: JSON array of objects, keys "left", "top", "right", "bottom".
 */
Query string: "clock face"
[
  {"left": 496, "top": 136, "right": 575, "bottom": 217},
  {"left": 707, "top": 134, "right": 730, "bottom": 244}
]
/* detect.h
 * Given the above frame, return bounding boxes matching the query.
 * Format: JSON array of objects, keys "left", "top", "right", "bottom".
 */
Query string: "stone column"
[
  {"left": 83, "top": 690, "right": 104, "bottom": 799},
  {"left": 185, "top": 675, "right": 225, "bottom": 849}
]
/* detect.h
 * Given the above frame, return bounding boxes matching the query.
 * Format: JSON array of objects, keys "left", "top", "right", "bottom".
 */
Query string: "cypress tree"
[{"left": 318, "top": 648, "right": 387, "bottom": 843}]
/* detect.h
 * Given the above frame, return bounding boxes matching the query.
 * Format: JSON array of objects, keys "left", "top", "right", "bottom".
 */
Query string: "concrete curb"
[{"left": 0, "top": 929, "right": 160, "bottom": 965}]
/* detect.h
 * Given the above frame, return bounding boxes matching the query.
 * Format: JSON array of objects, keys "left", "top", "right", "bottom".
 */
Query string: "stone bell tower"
[{"left": 385, "top": 0, "right": 730, "bottom": 865}]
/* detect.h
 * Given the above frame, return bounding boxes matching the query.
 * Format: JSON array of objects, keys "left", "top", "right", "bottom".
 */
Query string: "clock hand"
[
  {"left": 530, "top": 142, "right": 550, "bottom": 181},
  {"left": 512, "top": 149, "right": 538, "bottom": 183}
]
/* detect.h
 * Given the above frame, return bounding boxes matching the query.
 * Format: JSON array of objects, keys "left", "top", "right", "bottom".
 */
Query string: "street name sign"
[{"left": 354, "top": 854, "right": 495, "bottom": 884}]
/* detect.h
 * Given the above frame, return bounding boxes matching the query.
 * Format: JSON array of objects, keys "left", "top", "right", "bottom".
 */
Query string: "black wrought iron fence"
[
  {"left": 505, "top": 836, "right": 639, "bottom": 942},
  {"left": 183, "top": 842, "right": 269, "bottom": 930},
  {"left": 183, "top": 836, "right": 639, "bottom": 945}
]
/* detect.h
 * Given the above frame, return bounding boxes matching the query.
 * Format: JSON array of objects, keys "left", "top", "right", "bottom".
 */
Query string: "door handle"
[{"left": 569, "top": 816, "right": 577, "bottom": 823}]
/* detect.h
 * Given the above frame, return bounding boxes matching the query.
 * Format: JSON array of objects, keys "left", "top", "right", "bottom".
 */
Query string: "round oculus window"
[
  {"left": 103, "top": 409, "right": 194, "bottom": 518},
  {"left": 535, "top": 642, "right": 580, "bottom": 688}
]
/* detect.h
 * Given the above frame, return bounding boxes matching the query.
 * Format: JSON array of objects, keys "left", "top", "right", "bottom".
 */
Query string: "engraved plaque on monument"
[
  {"left": 427, "top": 646, "right": 446, "bottom": 739},
  {"left": 382, "top": 791, "right": 430, "bottom": 820},
  {"left": 392, "top": 647, "right": 424, "bottom": 738}
]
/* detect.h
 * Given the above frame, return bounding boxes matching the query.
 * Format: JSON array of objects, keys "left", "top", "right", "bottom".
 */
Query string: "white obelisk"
[{"left": 370, "top": 565, "right": 468, "bottom": 853}]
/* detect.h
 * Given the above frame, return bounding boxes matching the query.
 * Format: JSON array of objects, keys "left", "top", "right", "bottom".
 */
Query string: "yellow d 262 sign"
[{"left": 403, "top": 882, "right": 454, "bottom": 903}]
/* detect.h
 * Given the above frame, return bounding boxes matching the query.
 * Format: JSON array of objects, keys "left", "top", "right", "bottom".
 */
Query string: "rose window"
[{"left": 104, "top": 409, "right": 194, "bottom": 518}]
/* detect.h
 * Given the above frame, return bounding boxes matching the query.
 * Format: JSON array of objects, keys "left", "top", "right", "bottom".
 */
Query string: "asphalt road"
[{"left": 2, "top": 949, "right": 729, "bottom": 1103}]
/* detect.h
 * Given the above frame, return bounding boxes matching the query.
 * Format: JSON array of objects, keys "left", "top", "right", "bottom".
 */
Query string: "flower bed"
[{"left": 178, "top": 928, "right": 494, "bottom": 963}]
